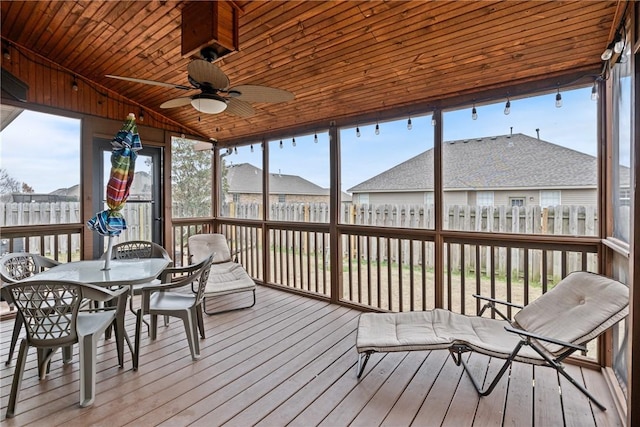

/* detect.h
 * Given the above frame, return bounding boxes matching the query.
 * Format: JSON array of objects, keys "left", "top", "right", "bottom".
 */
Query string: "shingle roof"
[
  {"left": 348, "top": 133, "right": 607, "bottom": 193},
  {"left": 226, "top": 163, "right": 329, "bottom": 196}
]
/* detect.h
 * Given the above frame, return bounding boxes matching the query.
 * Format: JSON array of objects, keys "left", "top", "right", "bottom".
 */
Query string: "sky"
[
  {"left": 228, "top": 86, "right": 601, "bottom": 191},
  {"left": 0, "top": 86, "right": 611, "bottom": 194}
]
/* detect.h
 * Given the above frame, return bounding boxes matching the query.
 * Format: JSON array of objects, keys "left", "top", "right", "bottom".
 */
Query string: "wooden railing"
[
  {"left": 3, "top": 217, "right": 602, "bottom": 361},
  {"left": 0, "top": 224, "right": 83, "bottom": 262},
  {"left": 172, "top": 218, "right": 599, "bottom": 319}
]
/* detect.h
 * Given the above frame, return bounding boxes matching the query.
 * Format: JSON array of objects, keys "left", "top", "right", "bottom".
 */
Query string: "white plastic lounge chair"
[
  {"left": 355, "top": 271, "right": 629, "bottom": 411},
  {"left": 188, "top": 234, "right": 256, "bottom": 315}
]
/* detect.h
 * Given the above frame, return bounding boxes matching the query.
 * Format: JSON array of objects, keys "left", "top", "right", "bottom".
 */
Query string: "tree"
[
  {"left": 171, "top": 137, "right": 214, "bottom": 217},
  {"left": 0, "top": 168, "right": 21, "bottom": 195},
  {"left": 21, "top": 183, "right": 34, "bottom": 193}
]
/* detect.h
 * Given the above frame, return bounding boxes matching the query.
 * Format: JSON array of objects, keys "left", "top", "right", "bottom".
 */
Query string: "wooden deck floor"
[{"left": 0, "top": 285, "right": 625, "bottom": 426}]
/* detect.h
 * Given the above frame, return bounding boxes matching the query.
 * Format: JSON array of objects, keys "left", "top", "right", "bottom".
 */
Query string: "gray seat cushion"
[
  {"left": 204, "top": 262, "right": 256, "bottom": 297},
  {"left": 357, "top": 309, "right": 542, "bottom": 364}
]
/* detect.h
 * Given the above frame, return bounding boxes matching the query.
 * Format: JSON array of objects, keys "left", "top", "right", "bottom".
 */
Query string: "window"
[
  {"left": 442, "top": 87, "right": 597, "bottom": 235},
  {"left": 220, "top": 143, "right": 262, "bottom": 219},
  {"left": 510, "top": 197, "right": 524, "bottom": 207},
  {"left": 341, "top": 116, "right": 435, "bottom": 228},
  {"left": 540, "top": 190, "right": 561, "bottom": 207},
  {"left": 1, "top": 109, "right": 81, "bottom": 225},
  {"left": 476, "top": 191, "right": 494, "bottom": 206},
  {"left": 424, "top": 192, "right": 434, "bottom": 206},
  {"left": 171, "top": 136, "right": 212, "bottom": 218},
  {"left": 610, "top": 37, "right": 632, "bottom": 243},
  {"left": 268, "top": 132, "right": 329, "bottom": 222},
  {"left": 608, "top": 26, "right": 632, "bottom": 392}
]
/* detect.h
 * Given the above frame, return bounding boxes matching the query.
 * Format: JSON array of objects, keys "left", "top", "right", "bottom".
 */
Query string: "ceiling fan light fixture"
[{"left": 191, "top": 93, "right": 228, "bottom": 114}]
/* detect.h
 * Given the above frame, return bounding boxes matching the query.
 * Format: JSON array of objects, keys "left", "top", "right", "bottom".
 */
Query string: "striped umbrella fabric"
[{"left": 87, "top": 113, "right": 142, "bottom": 237}]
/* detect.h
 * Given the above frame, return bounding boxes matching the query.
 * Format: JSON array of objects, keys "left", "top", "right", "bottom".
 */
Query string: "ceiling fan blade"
[
  {"left": 225, "top": 98, "right": 255, "bottom": 117},
  {"left": 160, "top": 97, "right": 193, "bottom": 109},
  {"left": 193, "top": 141, "right": 214, "bottom": 151},
  {"left": 106, "top": 75, "right": 192, "bottom": 90},
  {"left": 229, "top": 85, "right": 294, "bottom": 103},
  {"left": 187, "top": 59, "right": 230, "bottom": 89}
]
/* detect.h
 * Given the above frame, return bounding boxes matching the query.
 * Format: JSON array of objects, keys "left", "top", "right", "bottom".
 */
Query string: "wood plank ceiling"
[{"left": 0, "top": 1, "right": 621, "bottom": 145}]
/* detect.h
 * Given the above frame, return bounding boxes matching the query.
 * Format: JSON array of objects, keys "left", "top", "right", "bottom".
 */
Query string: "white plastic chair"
[
  {"left": 4, "top": 280, "right": 128, "bottom": 417},
  {"left": 140, "top": 253, "right": 214, "bottom": 360},
  {"left": 0, "top": 252, "right": 62, "bottom": 366}
]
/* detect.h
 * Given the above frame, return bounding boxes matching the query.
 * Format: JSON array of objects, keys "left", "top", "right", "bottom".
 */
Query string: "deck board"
[{"left": 0, "top": 285, "right": 626, "bottom": 426}]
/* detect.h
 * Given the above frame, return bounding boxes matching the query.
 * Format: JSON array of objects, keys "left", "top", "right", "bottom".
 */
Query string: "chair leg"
[
  {"left": 181, "top": 311, "right": 199, "bottom": 360},
  {"left": 78, "top": 334, "right": 98, "bottom": 407},
  {"left": 356, "top": 352, "right": 373, "bottom": 378},
  {"left": 555, "top": 363, "right": 607, "bottom": 411},
  {"left": 37, "top": 347, "right": 57, "bottom": 380},
  {"left": 196, "top": 304, "right": 205, "bottom": 339},
  {"left": 459, "top": 352, "right": 516, "bottom": 397},
  {"left": 150, "top": 314, "right": 158, "bottom": 340},
  {"left": 62, "top": 345, "right": 73, "bottom": 363},
  {"left": 5, "top": 313, "right": 23, "bottom": 366},
  {"left": 6, "top": 340, "right": 29, "bottom": 418},
  {"left": 112, "top": 318, "right": 125, "bottom": 368},
  {"left": 528, "top": 341, "right": 609, "bottom": 411},
  {"left": 203, "top": 289, "right": 256, "bottom": 315}
]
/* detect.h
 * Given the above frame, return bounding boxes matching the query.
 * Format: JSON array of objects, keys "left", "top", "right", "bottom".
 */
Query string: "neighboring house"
[
  {"left": 224, "top": 163, "right": 351, "bottom": 204},
  {"left": 127, "top": 171, "right": 152, "bottom": 201},
  {"left": 348, "top": 133, "right": 629, "bottom": 207}
]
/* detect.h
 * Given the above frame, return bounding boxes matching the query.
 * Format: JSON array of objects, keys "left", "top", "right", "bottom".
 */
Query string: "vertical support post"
[
  {"left": 433, "top": 109, "right": 444, "bottom": 309},
  {"left": 329, "top": 121, "right": 341, "bottom": 304}
]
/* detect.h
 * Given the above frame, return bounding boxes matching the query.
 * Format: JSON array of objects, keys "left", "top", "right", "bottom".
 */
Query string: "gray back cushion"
[
  {"left": 188, "top": 234, "right": 231, "bottom": 264},
  {"left": 514, "top": 271, "right": 628, "bottom": 353}
]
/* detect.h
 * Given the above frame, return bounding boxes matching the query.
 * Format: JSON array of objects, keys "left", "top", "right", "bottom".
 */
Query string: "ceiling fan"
[{"left": 106, "top": 48, "right": 294, "bottom": 117}]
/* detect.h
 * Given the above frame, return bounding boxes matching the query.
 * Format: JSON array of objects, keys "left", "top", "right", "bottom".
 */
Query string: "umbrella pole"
[{"left": 103, "top": 235, "right": 114, "bottom": 270}]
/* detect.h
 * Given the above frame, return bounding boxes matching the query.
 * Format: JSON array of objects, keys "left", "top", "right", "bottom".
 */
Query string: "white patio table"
[{"left": 21, "top": 258, "right": 170, "bottom": 370}]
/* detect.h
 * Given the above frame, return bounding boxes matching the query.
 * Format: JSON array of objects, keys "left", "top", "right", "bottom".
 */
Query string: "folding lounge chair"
[
  {"left": 188, "top": 234, "right": 256, "bottom": 315},
  {"left": 355, "top": 271, "right": 629, "bottom": 411}
]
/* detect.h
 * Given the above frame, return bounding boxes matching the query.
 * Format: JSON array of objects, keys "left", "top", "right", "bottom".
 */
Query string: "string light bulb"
[
  {"left": 431, "top": 113, "right": 436, "bottom": 126},
  {"left": 613, "top": 33, "right": 625, "bottom": 54},
  {"left": 407, "top": 117, "right": 412, "bottom": 130},
  {"left": 601, "top": 44, "right": 613, "bottom": 61},
  {"left": 3, "top": 47, "right": 10, "bottom": 61},
  {"left": 234, "top": 146, "right": 238, "bottom": 154},
  {"left": 375, "top": 122, "right": 380, "bottom": 135},
  {"left": 139, "top": 110, "right": 144, "bottom": 122},
  {"left": 279, "top": 140, "right": 283, "bottom": 149},
  {"left": 591, "top": 81, "right": 598, "bottom": 101},
  {"left": 250, "top": 144, "right": 254, "bottom": 152},
  {"left": 555, "top": 88, "right": 562, "bottom": 108},
  {"left": 72, "top": 79, "right": 79, "bottom": 92},
  {"left": 292, "top": 137, "right": 296, "bottom": 147},
  {"left": 356, "top": 126, "right": 361, "bottom": 137},
  {"left": 471, "top": 103, "right": 478, "bottom": 120},
  {"left": 314, "top": 133, "right": 318, "bottom": 143},
  {"left": 504, "top": 97, "right": 511, "bottom": 115}
]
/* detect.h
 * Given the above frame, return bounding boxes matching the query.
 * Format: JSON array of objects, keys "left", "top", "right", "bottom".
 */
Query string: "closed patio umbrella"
[{"left": 87, "top": 113, "right": 142, "bottom": 270}]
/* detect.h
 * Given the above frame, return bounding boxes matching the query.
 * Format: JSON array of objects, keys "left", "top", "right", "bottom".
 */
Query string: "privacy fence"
[{"left": 2, "top": 201, "right": 598, "bottom": 279}]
